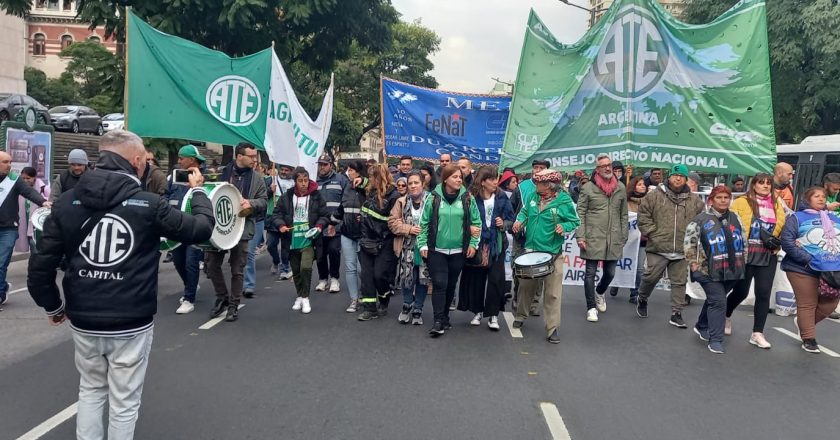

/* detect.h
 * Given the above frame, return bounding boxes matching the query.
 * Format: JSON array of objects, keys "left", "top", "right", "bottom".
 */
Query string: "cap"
[
  {"left": 68, "top": 149, "right": 88, "bottom": 165},
  {"left": 688, "top": 172, "right": 701, "bottom": 183},
  {"left": 669, "top": 164, "right": 689, "bottom": 178},
  {"left": 317, "top": 153, "right": 332, "bottom": 164},
  {"left": 612, "top": 161, "right": 624, "bottom": 170},
  {"left": 178, "top": 145, "right": 205, "bottom": 162},
  {"left": 499, "top": 170, "right": 516, "bottom": 186},
  {"left": 533, "top": 169, "right": 562, "bottom": 183}
]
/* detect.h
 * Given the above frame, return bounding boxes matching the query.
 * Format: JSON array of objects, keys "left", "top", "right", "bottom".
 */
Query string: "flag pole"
[{"left": 123, "top": 6, "right": 131, "bottom": 131}]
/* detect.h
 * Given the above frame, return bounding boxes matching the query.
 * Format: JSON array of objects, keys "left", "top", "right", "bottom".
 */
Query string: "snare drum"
[
  {"left": 183, "top": 182, "right": 245, "bottom": 251},
  {"left": 513, "top": 251, "right": 555, "bottom": 279},
  {"left": 30, "top": 207, "right": 51, "bottom": 245}
]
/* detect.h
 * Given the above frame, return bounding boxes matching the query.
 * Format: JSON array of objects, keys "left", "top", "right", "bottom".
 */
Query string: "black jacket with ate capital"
[{"left": 27, "top": 152, "right": 215, "bottom": 335}]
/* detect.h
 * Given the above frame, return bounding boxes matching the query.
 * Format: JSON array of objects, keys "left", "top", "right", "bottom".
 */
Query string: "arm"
[
  {"left": 619, "top": 194, "right": 629, "bottom": 244},
  {"left": 515, "top": 193, "right": 530, "bottom": 224},
  {"left": 49, "top": 178, "right": 61, "bottom": 203},
  {"left": 684, "top": 219, "right": 707, "bottom": 273},
  {"left": 417, "top": 194, "right": 433, "bottom": 251},
  {"left": 149, "top": 168, "right": 167, "bottom": 196},
  {"left": 772, "top": 198, "right": 787, "bottom": 237},
  {"left": 575, "top": 185, "right": 589, "bottom": 243},
  {"left": 556, "top": 191, "right": 581, "bottom": 234},
  {"left": 248, "top": 177, "right": 268, "bottom": 218},
  {"left": 16, "top": 179, "right": 45, "bottom": 206},
  {"left": 730, "top": 197, "right": 753, "bottom": 241},
  {"left": 780, "top": 215, "right": 812, "bottom": 266},
  {"left": 26, "top": 206, "right": 65, "bottom": 317},
  {"left": 637, "top": 192, "right": 656, "bottom": 236},
  {"left": 468, "top": 197, "right": 481, "bottom": 249},
  {"left": 155, "top": 192, "right": 215, "bottom": 244},
  {"left": 501, "top": 194, "right": 516, "bottom": 230},
  {"left": 388, "top": 197, "right": 413, "bottom": 236},
  {"left": 313, "top": 192, "right": 330, "bottom": 230},
  {"left": 269, "top": 194, "right": 287, "bottom": 231}
]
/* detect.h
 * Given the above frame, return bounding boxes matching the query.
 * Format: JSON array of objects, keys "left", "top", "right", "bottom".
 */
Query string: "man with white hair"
[{"left": 28, "top": 130, "right": 214, "bottom": 439}]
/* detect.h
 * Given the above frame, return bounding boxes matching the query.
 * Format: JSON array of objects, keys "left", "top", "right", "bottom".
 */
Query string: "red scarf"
[{"left": 593, "top": 173, "right": 618, "bottom": 197}]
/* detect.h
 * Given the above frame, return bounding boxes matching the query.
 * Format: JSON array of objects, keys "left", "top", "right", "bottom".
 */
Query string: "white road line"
[
  {"left": 502, "top": 312, "right": 523, "bottom": 338},
  {"left": 198, "top": 304, "right": 245, "bottom": 330},
  {"left": 773, "top": 327, "right": 840, "bottom": 358},
  {"left": 9, "top": 287, "right": 28, "bottom": 295},
  {"left": 828, "top": 317, "right": 840, "bottom": 325},
  {"left": 539, "top": 402, "right": 572, "bottom": 440},
  {"left": 16, "top": 402, "right": 77, "bottom": 440}
]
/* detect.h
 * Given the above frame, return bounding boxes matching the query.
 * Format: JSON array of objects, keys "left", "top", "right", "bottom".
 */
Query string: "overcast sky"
[{"left": 390, "top": 0, "right": 591, "bottom": 93}]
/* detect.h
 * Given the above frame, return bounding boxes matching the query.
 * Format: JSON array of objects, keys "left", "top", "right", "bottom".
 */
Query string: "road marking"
[
  {"left": 773, "top": 327, "right": 840, "bottom": 358},
  {"left": 198, "top": 304, "right": 245, "bottom": 330},
  {"left": 502, "top": 312, "right": 523, "bottom": 338},
  {"left": 828, "top": 317, "right": 840, "bottom": 325},
  {"left": 539, "top": 402, "right": 572, "bottom": 440},
  {"left": 9, "top": 287, "right": 27, "bottom": 295},
  {"left": 16, "top": 402, "right": 77, "bottom": 440}
]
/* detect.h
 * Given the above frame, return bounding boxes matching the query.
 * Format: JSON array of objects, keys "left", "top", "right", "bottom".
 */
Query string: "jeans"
[
  {"left": 205, "top": 240, "right": 249, "bottom": 306},
  {"left": 290, "top": 246, "right": 315, "bottom": 298},
  {"left": 359, "top": 242, "right": 397, "bottom": 312},
  {"left": 428, "top": 251, "right": 465, "bottom": 325},
  {"left": 316, "top": 234, "right": 341, "bottom": 280},
  {"left": 340, "top": 235, "right": 361, "bottom": 300},
  {"left": 266, "top": 231, "right": 290, "bottom": 272},
  {"left": 695, "top": 280, "right": 736, "bottom": 344},
  {"left": 243, "top": 220, "right": 265, "bottom": 291},
  {"left": 726, "top": 259, "right": 777, "bottom": 332},
  {"left": 402, "top": 265, "right": 428, "bottom": 312},
  {"left": 583, "top": 259, "right": 617, "bottom": 310},
  {"left": 172, "top": 245, "right": 204, "bottom": 302},
  {"left": 0, "top": 228, "right": 17, "bottom": 296},
  {"left": 73, "top": 327, "right": 154, "bottom": 440}
]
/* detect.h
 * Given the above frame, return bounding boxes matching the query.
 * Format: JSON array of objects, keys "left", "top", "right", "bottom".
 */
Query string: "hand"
[
  {"left": 279, "top": 226, "right": 290, "bottom": 233},
  {"left": 353, "top": 177, "right": 363, "bottom": 188},
  {"left": 304, "top": 227, "right": 321, "bottom": 239},
  {"left": 512, "top": 221, "right": 522, "bottom": 234},
  {"left": 420, "top": 249, "right": 428, "bottom": 259},
  {"left": 42, "top": 201, "right": 52, "bottom": 209},
  {"left": 270, "top": 183, "right": 277, "bottom": 193},
  {"left": 555, "top": 224, "right": 564, "bottom": 235},
  {"left": 240, "top": 199, "right": 252, "bottom": 210},
  {"left": 577, "top": 239, "right": 586, "bottom": 250},
  {"left": 690, "top": 263, "right": 699, "bottom": 272},
  {"left": 470, "top": 226, "right": 480, "bottom": 238},
  {"left": 187, "top": 167, "right": 204, "bottom": 188},
  {"left": 466, "top": 246, "right": 476, "bottom": 259},
  {"left": 326, "top": 225, "right": 336, "bottom": 237},
  {"left": 829, "top": 201, "right": 840, "bottom": 211},
  {"left": 410, "top": 225, "right": 421, "bottom": 235},
  {"left": 495, "top": 217, "right": 503, "bottom": 228},
  {"left": 48, "top": 312, "right": 66, "bottom": 326}
]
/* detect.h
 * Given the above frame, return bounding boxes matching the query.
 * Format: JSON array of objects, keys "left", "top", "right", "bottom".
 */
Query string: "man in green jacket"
[{"left": 512, "top": 169, "right": 580, "bottom": 344}]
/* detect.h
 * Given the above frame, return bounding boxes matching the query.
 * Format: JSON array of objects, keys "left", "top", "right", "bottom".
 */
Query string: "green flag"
[
  {"left": 501, "top": 0, "right": 776, "bottom": 175},
  {"left": 126, "top": 11, "right": 272, "bottom": 147}
]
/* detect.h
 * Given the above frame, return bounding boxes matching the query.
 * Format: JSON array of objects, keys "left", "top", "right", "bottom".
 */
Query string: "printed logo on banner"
[
  {"left": 79, "top": 214, "right": 134, "bottom": 267},
  {"left": 388, "top": 89, "right": 418, "bottom": 104},
  {"left": 205, "top": 75, "right": 262, "bottom": 126}
]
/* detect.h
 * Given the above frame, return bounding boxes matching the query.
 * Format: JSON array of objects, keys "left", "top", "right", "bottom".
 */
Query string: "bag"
[
  {"left": 818, "top": 275, "right": 840, "bottom": 299},
  {"left": 359, "top": 238, "right": 383, "bottom": 256},
  {"left": 758, "top": 227, "right": 781, "bottom": 251},
  {"left": 465, "top": 242, "right": 490, "bottom": 268}
]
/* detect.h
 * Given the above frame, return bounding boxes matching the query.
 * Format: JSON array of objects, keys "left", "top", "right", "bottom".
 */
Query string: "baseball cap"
[
  {"left": 317, "top": 153, "right": 332, "bottom": 164},
  {"left": 669, "top": 164, "right": 689, "bottom": 178},
  {"left": 178, "top": 145, "right": 205, "bottom": 162},
  {"left": 68, "top": 149, "right": 88, "bottom": 165}
]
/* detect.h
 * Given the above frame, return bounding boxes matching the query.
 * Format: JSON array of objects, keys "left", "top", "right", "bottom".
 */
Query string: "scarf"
[
  {"left": 222, "top": 163, "right": 253, "bottom": 197},
  {"left": 593, "top": 173, "right": 618, "bottom": 197},
  {"left": 820, "top": 209, "right": 838, "bottom": 243},
  {"left": 756, "top": 194, "right": 776, "bottom": 224},
  {"left": 395, "top": 194, "right": 428, "bottom": 289}
]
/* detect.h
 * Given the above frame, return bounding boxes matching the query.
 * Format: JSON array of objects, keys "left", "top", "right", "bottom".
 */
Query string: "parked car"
[
  {"left": 0, "top": 94, "right": 50, "bottom": 123},
  {"left": 102, "top": 113, "right": 125, "bottom": 132},
  {"left": 49, "top": 105, "right": 103, "bottom": 135}
]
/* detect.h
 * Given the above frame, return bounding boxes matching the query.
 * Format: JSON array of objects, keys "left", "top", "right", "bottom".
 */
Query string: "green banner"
[
  {"left": 501, "top": 0, "right": 775, "bottom": 175},
  {"left": 126, "top": 11, "right": 271, "bottom": 147}
]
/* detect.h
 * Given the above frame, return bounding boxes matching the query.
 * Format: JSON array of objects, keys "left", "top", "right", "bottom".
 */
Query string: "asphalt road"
[{"left": 2, "top": 253, "right": 840, "bottom": 440}]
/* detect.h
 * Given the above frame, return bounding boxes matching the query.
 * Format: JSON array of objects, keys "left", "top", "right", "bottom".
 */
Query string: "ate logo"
[
  {"left": 205, "top": 75, "right": 262, "bottom": 126},
  {"left": 594, "top": 6, "right": 669, "bottom": 100},
  {"left": 79, "top": 214, "right": 134, "bottom": 268},
  {"left": 215, "top": 196, "right": 234, "bottom": 229}
]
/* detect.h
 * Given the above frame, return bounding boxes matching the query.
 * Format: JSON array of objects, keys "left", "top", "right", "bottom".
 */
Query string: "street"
[{"left": 2, "top": 253, "right": 839, "bottom": 440}]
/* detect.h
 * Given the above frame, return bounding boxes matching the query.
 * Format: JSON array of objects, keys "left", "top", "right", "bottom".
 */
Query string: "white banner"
[
  {"left": 560, "top": 212, "right": 641, "bottom": 288},
  {"left": 264, "top": 53, "right": 334, "bottom": 177}
]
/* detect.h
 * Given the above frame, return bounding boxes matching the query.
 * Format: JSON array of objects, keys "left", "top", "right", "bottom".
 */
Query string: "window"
[
  {"left": 61, "top": 35, "right": 73, "bottom": 50},
  {"left": 88, "top": 36, "right": 101, "bottom": 44},
  {"left": 47, "top": 0, "right": 59, "bottom": 10},
  {"left": 63, "top": 0, "right": 73, "bottom": 11},
  {"left": 33, "top": 34, "right": 46, "bottom": 56}
]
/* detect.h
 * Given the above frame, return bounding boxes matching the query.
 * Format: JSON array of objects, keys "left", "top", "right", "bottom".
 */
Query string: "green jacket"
[
  {"left": 516, "top": 190, "right": 580, "bottom": 254},
  {"left": 637, "top": 184, "right": 705, "bottom": 256},
  {"left": 418, "top": 185, "right": 481, "bottom": 252},
  {"left": 576, "top": 181, "right": 629, "bottom": 260}
]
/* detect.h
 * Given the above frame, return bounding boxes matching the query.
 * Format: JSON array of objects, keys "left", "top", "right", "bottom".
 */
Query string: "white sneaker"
[
  {"left": 292, "top": 297, "right": 303, "bottom": 311},
  {"left": 176, "top": 300, "right": 194, "bottom": 314},
  {"left": 488, "top": 316, "right": 500, "bottom": 331},
  {"left": 270, "top": 264, "right": 278, "bottom": 275},
  {"left": 329, "top": 278, "right": 340, "bottom": 293},
  {"left": 749, "top": 332, "right": 772, "bottom": 349},
  {"left": 280, "top": 271, "right": 293, "bottom": 280},
  {"left": 595, "top": 294, "right": 607, "bottom": 313},
  {"left": 315, "top": 280, "right": 328, "bottom": 291},
  {"left": 586, "top": 308, "right": 599, "bottom": 322},
  {"left": 470, "top": 313, "right": 482, "bottom": 326},
  {"left": 346, "top": 300, "right": 358, "bottom": 313},
  {"left": 301, "top": 298, "right": 311, "bottom": 314}
]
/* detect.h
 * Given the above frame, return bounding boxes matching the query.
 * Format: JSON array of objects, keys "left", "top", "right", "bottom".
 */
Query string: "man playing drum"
[{"left": 511, "top": 169, "right": 580, "bottom": 344}]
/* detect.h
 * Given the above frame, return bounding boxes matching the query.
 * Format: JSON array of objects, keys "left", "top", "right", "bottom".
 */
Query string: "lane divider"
[
  {"left": 773, "top": 327, "right": 840, "bottom": 358},
  {"left": 501, "top": 312, "right": 523, "bottom": 338},
  {"left": 16, "top": 402, "right": 77, "bottom": 440},
  {"left": 539, "top": 402, "right": 572, "bottom": 440},
  {"left": 198, "top": 304, "right": 245, "bottom": 330}
]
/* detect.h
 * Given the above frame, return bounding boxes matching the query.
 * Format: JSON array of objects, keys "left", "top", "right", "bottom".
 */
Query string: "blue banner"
[{"left": 381, "top": 77, "right": 510, "bottom": 164}]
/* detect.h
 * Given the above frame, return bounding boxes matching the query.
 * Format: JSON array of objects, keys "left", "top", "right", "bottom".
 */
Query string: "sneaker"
[
  {"left": 693, "top": 326, "right": 709, "bottom": 342},
  {"left": 163, "top": 252, "right": 173, "bottom": 263},
  {"left": 629, "top": 296, "right": 638, "bottom": 304},
  {"left": 377, "top": 305, "right": 389, "bottom": 317},
  {"left": 801, "top": 339, "right": 821, "bottom": 354},
  {"left": 411, "top": 313, "right": 424, "bottom": 325},
  {"left": 315, "top": 279, "right": 328, "bottom": 291},
  {"left": 301, "top": 298, "right": 311, "bottom": 314},
  {"left": 488, "top": 316, "right": 500, "bottom": 331},
  {"left": 749, "top": 332, "right": 772, "bottom": 349},
  {"left": 357, "top": 310, "right": 379, "bottom": 321},
  {"left": 243, "top": 290, "right": 255, "bottom": 299},
  {"left": 199, "top": 261, "right": 205, "bottom": 271},
  {"left": 449, "top": 300, "right": 457, "bottom": 311},
  {"left": 512, "top": 320, "right": 524, "bottom": 329},
  {"left": 443, "top": 322, "right": 453, "bottom": 330},
  {"left": 329, "top": 278, "right": 340, "bottom": 293},
  {"left": 547, "top": 329, "right": 561, "bottom": 344},
  {"left": 346, "top": 300, "right": 358, "bottom": 313},
  {"left": 429, "top": 321, "right": 445, "bottom": 337},
  {"left": 595, "top": 294, "right": 607, "bottom": 313},
  {"left": 292, "top": 297, "right": 303, "bottom": 311},
  {"left": 830, "top": 311, "right": 840, "bottom": 320},
  {"left": 669, "top": 312, "right": 687, "bottom": 328},
  {"left": 210, "top": 298, "right": 228, "bottom": 318},
  {"left": 707, "top": 341, "right": 725, "bottom": 354},
  {"left": 225, "top": 305, "right": 238, "bottom": 322},
  {"left": 470, "top": 313, "right": 482, "bottom": 326},
  {"left": 724, "top": 318, "right": 732, "bottom": 336},
  {"left": 176, "top": 300, "right": 195, "bottom": 314},
  {"left": 636, "top": 300, "right": 648, "bottom": 318},
  {"left": 398, "top": 304, "right": 412, "bottom": 324},
  {"left": 609, "top": 287, "right": 619, "bottom": 297},
  {"left": 270, "top": 264, "right": 279, "bottom": 275},
  {"left": 586, "top": 308, "right": 599, "bottom": 322},
  {"left": 279, "top": 270, "right": 293, "bottom": 280}
]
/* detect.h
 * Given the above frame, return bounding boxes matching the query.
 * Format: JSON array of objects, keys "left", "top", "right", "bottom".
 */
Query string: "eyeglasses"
[
  {"left": 397, "top": 183, "right": 406, "bottom": 187},
  {"left": 596, "top": 164, "right": 612, "bottom": 169}
]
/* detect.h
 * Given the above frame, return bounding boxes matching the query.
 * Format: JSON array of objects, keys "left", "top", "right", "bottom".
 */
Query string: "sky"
[{"left": 390, "top": 0, "right": 592, "bottom": 93}]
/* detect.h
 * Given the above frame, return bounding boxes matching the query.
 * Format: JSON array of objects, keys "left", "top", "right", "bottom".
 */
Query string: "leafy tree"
[
  {"left": 24, "top": 67, "right": 80, "bottom": 108},
  {"left": 683, "top": 0, "right": 840, "bottom": 143},
  {"left": 59, "top": 41, "right": 124, "bottom": 107}
]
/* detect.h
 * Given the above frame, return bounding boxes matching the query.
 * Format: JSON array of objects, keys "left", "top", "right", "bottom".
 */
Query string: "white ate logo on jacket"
[{"left": 79, "top": 214, "right": 135, "bottom": 268}]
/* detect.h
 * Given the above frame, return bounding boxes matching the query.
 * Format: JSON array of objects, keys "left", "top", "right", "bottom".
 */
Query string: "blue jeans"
[
  {"left": 172, "top": 245, "right": 204, "bottom": 302},
  {"left": 266, "top": 230, "right": 290, "bottom": 272},
  {"left": 243, "top": 220, "right": 265, "bottom": 291},
  {"left": 696, "top": 280, "right": 736, "bottom": 344},
  {"left": 0, "top": 228, "right": 18, "bottom": 296},
  {"left": 630, "top": 246, "right": 646, "bottom": 298},
  {"left": 402, "top": 265, "right": 427, "bottom": 312},
  {"left": 340, "top": 235, "right": 360, "bottom": 300}
]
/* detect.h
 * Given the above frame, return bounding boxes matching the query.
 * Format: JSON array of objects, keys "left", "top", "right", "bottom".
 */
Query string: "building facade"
[
  {"left": 26, "top": 0, "right": 118, "bottom": 78},
  {"left": 589, "top": 0, "right": 685, "bottom": 24},
  {"left": 0, "top": 12, "right": 27, "bottom": 94}
]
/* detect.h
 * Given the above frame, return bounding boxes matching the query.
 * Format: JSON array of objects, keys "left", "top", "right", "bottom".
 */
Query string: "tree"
[
  {"left": 24, "top": 67, "right": 80, "bottom": 108},
  {"left": 683, "top": 0, "right": 840, "bottom": 143},
  {"left": 59, "top": 40, "right": 124, "bottom": 107}
]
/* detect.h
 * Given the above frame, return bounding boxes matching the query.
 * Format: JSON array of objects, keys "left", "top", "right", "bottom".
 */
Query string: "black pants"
[
  {"left": 726, "top": 259, "right": 778, "bottom": 332},
  {"left": 359, "top": 241, "right": 397, "bottom": 312},
  {"left": 428, "top": 251, "right": 465, "bottom": 325},
  {"left": 583, "top": 259, "right": 618, "bottom": 310},
  {"left": 458, "top": 255, "right": 505, "bottom": 317},
  {"left": 316, "top": 234, "right": 341, "bottom": 280}
]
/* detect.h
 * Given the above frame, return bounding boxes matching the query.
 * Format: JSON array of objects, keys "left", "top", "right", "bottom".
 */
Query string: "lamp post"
[{"left": 558, "top": 0, "right": 609, "bottom": 27}]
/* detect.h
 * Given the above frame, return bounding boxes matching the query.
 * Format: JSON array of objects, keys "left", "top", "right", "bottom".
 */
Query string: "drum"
[
  {"left": 513, "top": 251, "right": 555, "bottom": 279},
  {"left": 183, "top": 182, "right": 245, "bottom": 251},
  {"left": 31, "top": 207, "right": 51, "bottom": 245}
]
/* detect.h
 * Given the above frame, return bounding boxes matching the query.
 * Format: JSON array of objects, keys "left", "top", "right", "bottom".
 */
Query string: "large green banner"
[{"left": 501, "top": 0, "right": 775, "bottom": 175}]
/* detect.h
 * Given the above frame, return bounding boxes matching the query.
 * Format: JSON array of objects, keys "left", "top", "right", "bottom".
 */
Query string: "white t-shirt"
[{"left": 483, "top": 198, "right": 495, "bottom": 229}]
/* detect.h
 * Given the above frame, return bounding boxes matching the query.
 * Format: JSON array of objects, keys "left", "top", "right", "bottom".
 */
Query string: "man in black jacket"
[{"left": 27, "top": 130, "right": 214, "bottom": 439}]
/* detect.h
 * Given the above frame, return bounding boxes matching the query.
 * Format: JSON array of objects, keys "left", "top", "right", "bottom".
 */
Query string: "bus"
[{"left": 777, "top": 134, "right": 840, "bottom": 206}]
